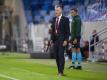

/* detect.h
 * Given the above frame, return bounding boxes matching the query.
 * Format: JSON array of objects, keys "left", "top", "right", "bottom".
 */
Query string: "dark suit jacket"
[{"left": 51, "top": 16, "right": 70, "bottom": 43}]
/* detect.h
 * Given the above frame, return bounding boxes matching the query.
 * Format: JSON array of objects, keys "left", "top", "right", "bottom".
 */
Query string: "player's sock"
[
  {"left": 77, "top": 52, "right": 82, "bottom": 66},
  {"left": 72, "top": 52, "right": 76, "bottom": 66},
  {"left": 68, "top": 52, "right": 76, "bottom": 69}
]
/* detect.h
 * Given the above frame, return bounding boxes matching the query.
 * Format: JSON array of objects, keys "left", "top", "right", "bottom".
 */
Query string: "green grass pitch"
[{"left": 0, "top": 52, "right": 107, "bottom": 80}]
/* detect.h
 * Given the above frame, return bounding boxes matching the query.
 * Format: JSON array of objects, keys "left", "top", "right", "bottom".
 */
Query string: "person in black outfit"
[
  {"left": 50, "top": 4, "right": 70, "bottom": 76},
  {"left": 90, "top": 30, "right": 99, "bottom": 60}
]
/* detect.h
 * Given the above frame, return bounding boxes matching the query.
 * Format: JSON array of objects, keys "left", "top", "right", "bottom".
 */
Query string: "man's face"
[
  {"left": 71, "top": 10, "right": 77, "bottom": 17},
  {"left": 55, "top": 7, "right": 62, "bottom": 17}
]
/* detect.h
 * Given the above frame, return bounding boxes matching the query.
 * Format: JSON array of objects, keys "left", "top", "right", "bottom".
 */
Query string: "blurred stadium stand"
[{"left": 22, "top": 0, "right": 107, "bottom": 24}]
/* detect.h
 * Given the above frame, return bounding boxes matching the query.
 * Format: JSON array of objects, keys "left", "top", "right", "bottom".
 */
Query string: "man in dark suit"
[{"left": 50, "top": 4, "right": 70, "bottom": 76}]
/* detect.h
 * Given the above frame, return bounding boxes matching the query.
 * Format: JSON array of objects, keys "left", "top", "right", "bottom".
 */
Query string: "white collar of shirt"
[{"left": 56, "top": 14, "right": 62, "bottom": 24}]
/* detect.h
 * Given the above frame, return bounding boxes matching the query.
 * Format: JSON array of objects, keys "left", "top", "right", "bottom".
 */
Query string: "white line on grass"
[
  {"left": 11, "top": 67, "right": 45, "bottom": 76},
  {"left": 0, "top": 73, "right": 19, "bottom": 80}
]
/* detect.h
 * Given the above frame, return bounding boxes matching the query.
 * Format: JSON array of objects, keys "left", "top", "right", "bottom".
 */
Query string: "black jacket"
[
  {"left": 51, "top": 16, "right": 70, "bottom": 43},
  {"left": 90, "top": 34, "right": 99, "bottom": 51},
  {"left": 71, "top": 15, "right": 81, "bottom": 38}
]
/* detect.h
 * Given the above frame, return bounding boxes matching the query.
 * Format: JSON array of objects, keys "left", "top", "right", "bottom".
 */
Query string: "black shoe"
[
  {"left": 68, "top": 65, "right": 75, "bottom": 69},
  {"left": 76, "top": 66, "right": 82, "bottom": 70}
]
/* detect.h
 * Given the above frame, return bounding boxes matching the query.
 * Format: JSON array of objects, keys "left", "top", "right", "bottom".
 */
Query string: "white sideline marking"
[
  {"left": 0, "top": 73, "right": 19, "bottom": 80},
  {"left": 11, "top": 67, "right": 45, "bottom": 76}
]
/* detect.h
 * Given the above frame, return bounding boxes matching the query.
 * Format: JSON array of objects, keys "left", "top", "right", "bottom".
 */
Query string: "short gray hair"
[{"left": 55, "top": 4, "right": 63, "bottom": 9}]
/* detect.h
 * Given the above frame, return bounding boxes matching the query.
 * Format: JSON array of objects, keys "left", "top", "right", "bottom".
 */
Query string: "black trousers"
[
  {"left": 71, "top": 37, "right": 81, "bottom": 48},
  {"left": 54, "top": 38, "right": 65, "bottom": 74}
]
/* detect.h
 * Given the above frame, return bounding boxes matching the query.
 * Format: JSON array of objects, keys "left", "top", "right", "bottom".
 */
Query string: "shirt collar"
[{"left": 56, "top": 14, "right": 62, "bottom": 19}]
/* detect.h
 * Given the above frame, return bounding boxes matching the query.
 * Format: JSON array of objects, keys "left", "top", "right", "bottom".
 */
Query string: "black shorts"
[{"left": 71, "top": 37, "right": 80, "bottom": 48}]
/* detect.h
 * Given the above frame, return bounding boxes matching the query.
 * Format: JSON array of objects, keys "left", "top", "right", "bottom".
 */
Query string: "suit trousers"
[{"left": 54, "top": 36, "right": 65, "bottom": 73}]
